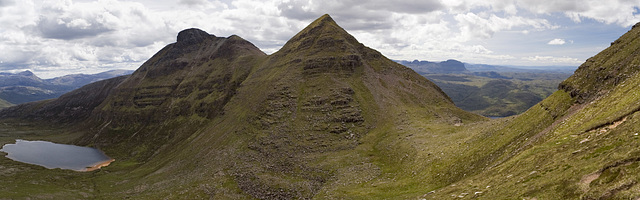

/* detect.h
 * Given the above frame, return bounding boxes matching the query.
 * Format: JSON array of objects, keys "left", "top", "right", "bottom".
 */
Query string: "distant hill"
[
  {"left": 465, "top": 63, "right": 577, "bottom": 73},
  {"left": 46, "top": 69, "right": 133, "bottom": 87},
  {"left": 397, "top": 59, "right": 467, "bottom": 74},
  {"left": 0, "top": 71, "right": 47, "bottom": 86},
  {"left": 0, "top": 69, "right": 133, "bottom": 107},
  {"left": 397, "top": 59, "right": 576, "bottom": 74}
]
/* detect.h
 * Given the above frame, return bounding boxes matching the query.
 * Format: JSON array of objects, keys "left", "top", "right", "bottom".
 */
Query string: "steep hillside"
[{"left": 424, "top": 22, "right": 640, "bottom": 199}]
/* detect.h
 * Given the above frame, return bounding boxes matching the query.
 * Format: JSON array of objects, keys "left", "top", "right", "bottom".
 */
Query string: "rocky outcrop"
[{"left": 176, "top": 28, "right": 212, "bottom": 46}]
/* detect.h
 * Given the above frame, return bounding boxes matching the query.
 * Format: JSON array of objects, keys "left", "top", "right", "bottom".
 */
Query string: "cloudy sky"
[{"left": 1, "top": 0, "right": 639, "bottom": 78}]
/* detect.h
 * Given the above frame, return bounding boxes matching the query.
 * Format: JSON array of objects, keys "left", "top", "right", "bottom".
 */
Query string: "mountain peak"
[
  {"left": 176, "top": 28, "right": 213, "bottom": 46},
  {"left": 278, "top": 14, "right": 360, "bottom": 54},
  {"left": 315, "top": 14, "right": 336, "bottom": 25},
  {"left": 17, "top": 70, "right": 35, "bottom": 76}
]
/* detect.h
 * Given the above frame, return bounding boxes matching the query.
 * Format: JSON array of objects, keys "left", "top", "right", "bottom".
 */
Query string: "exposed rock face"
[{"left": 176, "top": 28, "right": 212, "bottom": 45}]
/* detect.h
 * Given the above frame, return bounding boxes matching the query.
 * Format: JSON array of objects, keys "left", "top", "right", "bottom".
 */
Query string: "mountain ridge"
[{"left": 62, "top": 14, "right": 479, "bottom": 198}]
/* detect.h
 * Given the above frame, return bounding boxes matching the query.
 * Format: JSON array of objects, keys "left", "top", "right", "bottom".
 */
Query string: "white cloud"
[
  {"left": 523, "top": 55, "right": 582, "bottom": 64},
  {"left": 179, "top": 0, "right": 208, "bottom": 6},
  {"left": 522, "top": 56, "right": 584, "bottom": 66},
  {"left": 548, "top": 38, "right": 566, "bottom": 45},
  {"left": 0, "top": 0, "right": 638, "bottom": 78},
  {"left": 517, "top": 0, "right": 640, "bottom": 26},
  {"left": 454, "top": 12, "right": 556, "bottom": 41},
  {"left": 0, "top": 0, "right": 176, "bottom": 77}
]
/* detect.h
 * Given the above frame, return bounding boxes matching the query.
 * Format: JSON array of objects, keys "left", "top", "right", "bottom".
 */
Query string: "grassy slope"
[
  {"left": 427, "top": 75, "right": 640, "bottom": 199},
  {"left": 424, "top": 22, "right": 640, "bottom": 199}
]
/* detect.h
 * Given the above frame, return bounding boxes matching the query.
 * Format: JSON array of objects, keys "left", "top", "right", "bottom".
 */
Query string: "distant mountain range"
[
  {"left": 396, "top": 59, "right": 577, "bottom": 74},
  {"left": 465, "top": 63, "right": 577, "bottom": 73},
  {"left": 397, "top": 59, "right": 468, "bottom": 74},
  {"left": 396, "top": 59, "right": 575, "bottom": 117},
  {"left": 0, "top": 69, "right": 133, "bottom": 107}
]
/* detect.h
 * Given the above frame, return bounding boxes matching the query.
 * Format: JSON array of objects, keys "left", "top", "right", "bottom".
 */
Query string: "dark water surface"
[{"left": 0, "top": 139, "right": 113, "bottom": 171}]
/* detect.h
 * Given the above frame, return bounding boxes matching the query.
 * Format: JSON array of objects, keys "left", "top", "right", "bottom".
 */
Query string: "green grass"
[{"left": 423, "top": 43, "right": 640, "bottom": 198}]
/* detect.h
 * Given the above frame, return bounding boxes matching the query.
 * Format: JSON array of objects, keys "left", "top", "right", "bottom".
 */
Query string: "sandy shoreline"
[{"left": 84, "top": 159, "right": 115, "bottom": 172}]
